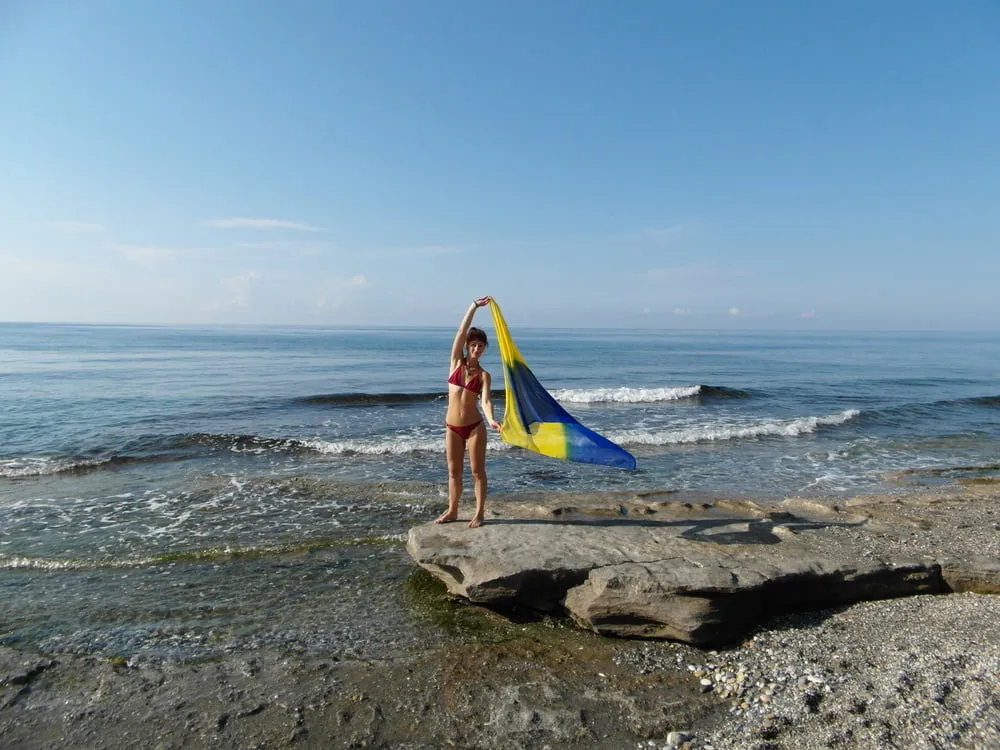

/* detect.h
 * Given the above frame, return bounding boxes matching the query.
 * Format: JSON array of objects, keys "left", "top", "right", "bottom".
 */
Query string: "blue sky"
[{"left": 1, "top": 1, "right": 997, "bottom": 329}]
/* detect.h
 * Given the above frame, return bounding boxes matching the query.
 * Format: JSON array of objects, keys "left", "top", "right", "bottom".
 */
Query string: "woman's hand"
[
  {"left": 489, "top": 420, "right": 502, "bottom": 431},
  {"left": 474, "top": 296, "right": 492, "bottom": 307}
]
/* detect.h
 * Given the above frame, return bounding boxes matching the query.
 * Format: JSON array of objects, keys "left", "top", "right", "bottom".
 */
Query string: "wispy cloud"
[
  {"left": 673, "top": 308, "right": 692, "bottom": 316},
  {"left": 113, "top": 244, "right": 179, "bottom": 265},
  {"left": 202, "top": 218, "right": 326, "bottom": 232},
  {"left": 800, "top": 310, "right": 817, "bottom": 318},
  {"left": 315, "top": 274, "right": 369, "bottom": 310},
  {"left": 0, "top": 254, "right": 80, "bottom": 277},
  {"left": 46, "top": 220, "right": 106, "bottom": 234},
  {"left": 728, "top": 307, "right": 744, "bottom": 317},
  {"left": 235, "top": 240, "right": 329, "bottom": 256},
  {"left": 236, "top": 241, "right": 297, "bottom": 249},
  {"left": 206, "top": 270, "right": 260, "bottom": 311}
]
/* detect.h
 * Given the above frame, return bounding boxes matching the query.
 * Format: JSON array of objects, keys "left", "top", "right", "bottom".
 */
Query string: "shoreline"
[{"left": 2, "top": 484, "right": 999, "bottom": 749}]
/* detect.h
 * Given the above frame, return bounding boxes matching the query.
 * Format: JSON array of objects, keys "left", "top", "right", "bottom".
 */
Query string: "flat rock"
[{"left": 407, "top": 489, "right": 1000, "bottom": 646}]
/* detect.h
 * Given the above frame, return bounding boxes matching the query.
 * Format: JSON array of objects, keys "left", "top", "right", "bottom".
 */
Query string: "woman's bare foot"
[
  {"left": 467, "top": 515, "right": 484, "bottom": 529},
  {"left": 434, "top": 511, "right": 459, "bottom": 524}
]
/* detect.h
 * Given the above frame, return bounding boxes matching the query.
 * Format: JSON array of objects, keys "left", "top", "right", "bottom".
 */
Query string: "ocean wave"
[
  {"left": 154, "top": 432, "right": 300, "bottom": 454},
  {"left": 551, "top": 384, "right": 750, "bottom": 403},
  {"left": 143, "top": 432, "right": 344, "bottom": 456},
  {"left": 861, "top": 394, "right": 1000, "bottom": 424},
  {"left": 2, "top": 434, "right": 320, "bottom": 475},
  {"left": 180, "top": 433, "right": 451, "bottom": 457},
  {"left": 0, "top": 431, "right": 460, "bottom": 478},
  {"left": 610, "top": 409, "right": 861, "bottom": 446},
  {"left": 551, "top": 385, "right": 702, "bottom": 403},
  {"left": 156, "top": 429, "right": 524, "bottom": 458},
  {"left": 893, "top": 462, "right": 1000, "bottom": 477},
  {"left": 0, "top": 456, "right": 118, "bottom": 478},
  {"left": 698, "top": 385, "right": 753, "bottom": 399},
  {"left": 4, "top": 402, "right": 852, "bottom": 476},
  {"left": 0, "top": 433, "right": 313, "bottom": 479},
  {"left": 167, "top": 431, "right": 493, "bottom": 457},
  {"left": 903, "top": 393, "right": 1000, "bottom": 411},
  {"left": 301, "top": 384, "right": 749, "bottom": 407},
  {"left": 960, "top": 394, "right": 1000, "bottom": 407}
]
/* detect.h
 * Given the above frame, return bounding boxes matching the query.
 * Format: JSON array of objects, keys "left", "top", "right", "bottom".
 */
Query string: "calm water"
[{"left": 2, "top": 323, "right": 999, "bottom": 661}]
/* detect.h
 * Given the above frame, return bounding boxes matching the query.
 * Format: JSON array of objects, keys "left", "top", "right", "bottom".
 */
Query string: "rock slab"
[{"left": 407, "top": 490, "right": 1000, "bottom": 646}]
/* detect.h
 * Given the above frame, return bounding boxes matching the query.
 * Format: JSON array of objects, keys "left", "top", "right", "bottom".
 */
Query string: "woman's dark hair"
[{"left": 466, "top": 327, "right": 488, "bottom": 347}]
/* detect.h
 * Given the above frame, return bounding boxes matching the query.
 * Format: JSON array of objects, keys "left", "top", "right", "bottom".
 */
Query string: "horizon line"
[{"left": 0, "top": 320, "right": 996, "bottom": 335}]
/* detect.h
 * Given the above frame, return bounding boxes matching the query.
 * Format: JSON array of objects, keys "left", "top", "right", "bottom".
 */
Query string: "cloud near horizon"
[
  {"left": 205, "top": 270, "right": 260, "bottom": 312},
  {"left": 202, "top": 218, "right": 326, "bottom": 232},
  {"left": 114, "top": 244, "right": 180, "bottom": 265},
  {"left": 313, "top": 274, "right": 369, "bottom": 309}
]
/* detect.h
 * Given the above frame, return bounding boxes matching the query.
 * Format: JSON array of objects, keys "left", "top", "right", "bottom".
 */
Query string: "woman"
[{"left": 435, "top": 296, "right": 501, "bottom": 528}]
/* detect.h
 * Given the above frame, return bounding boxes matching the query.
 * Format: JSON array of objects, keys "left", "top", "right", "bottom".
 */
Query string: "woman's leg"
[
  {"left": 467, "top": 423, "right": 488, "bottom": 527},
  {"left": 436, "top": 427, "right": 465, "bottom": 523}
]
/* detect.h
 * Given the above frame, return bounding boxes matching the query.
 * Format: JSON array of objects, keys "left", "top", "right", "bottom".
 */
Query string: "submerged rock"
[{"left": 407, "top": 489, "right": 1000, "bottom": 646}]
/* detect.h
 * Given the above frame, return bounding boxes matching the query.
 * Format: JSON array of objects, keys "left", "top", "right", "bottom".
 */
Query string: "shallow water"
[{"left": 2, "top": 323, "right": 999, "bottom": 659}]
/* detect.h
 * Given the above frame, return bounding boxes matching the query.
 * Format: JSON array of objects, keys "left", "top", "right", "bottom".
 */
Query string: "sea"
[{"left": 2, "top": 322, "right": 999, "bottom": 663}]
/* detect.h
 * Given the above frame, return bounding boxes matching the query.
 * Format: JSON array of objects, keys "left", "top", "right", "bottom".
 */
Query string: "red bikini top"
[{"left": 448, "top": 361, "right": 482, "bottom": 394}]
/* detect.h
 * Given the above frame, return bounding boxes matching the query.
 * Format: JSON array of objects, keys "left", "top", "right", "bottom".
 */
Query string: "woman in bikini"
[{"left": 435, "top": 296, "right": 501, "bottom": 528}]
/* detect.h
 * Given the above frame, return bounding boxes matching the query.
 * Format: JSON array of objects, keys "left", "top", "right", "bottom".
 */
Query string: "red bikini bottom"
[{"left": 446, "top": 419, "right": 482, "bottom": 440}]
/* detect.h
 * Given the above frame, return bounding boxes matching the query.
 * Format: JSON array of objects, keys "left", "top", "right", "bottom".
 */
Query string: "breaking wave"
[
  {"left": 550, "top": 384, "right": 749, "bottom": 404},
  {"left": 299, "top": 384, "right": 748, "bottom": 407},
  {"left": 611, "top": 409, "right": 861, "bottom": 446},
  {"left": 0, "top": 456, "right": 113, "bottom": 478},
  {"left": 957, "top": 394, "right": 1000, "bottom": 407}
]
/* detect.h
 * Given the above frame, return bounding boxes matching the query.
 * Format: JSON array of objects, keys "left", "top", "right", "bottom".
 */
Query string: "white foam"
[
  {"left": 610, "top": 409, "right": 861, "bottom": 446},
  {"left": 800, "top": 473, "right": 852, "bottom": 492},
  {"left": 0, "top": 456, "right": 108, "bottom": 477},
  {"left": 0, "top": 555, "right": 155, "bottom": 571},
  {"left": 301, "top": 437, "right": 440, "bottom": 455},
  {"left": 550, "top": 385, "right": 702, "bottom": 404},
  {"left": 299, "top": 436, "right": 513, "bottom": 455}
]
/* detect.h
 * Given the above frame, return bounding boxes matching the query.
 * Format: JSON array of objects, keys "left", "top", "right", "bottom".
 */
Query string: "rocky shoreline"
[
  {"left": 2, "top": 485, "right": 999, "bottom": 749},
  {"left": 408, "top": 485, "right": 1000, "bottom": 646}
]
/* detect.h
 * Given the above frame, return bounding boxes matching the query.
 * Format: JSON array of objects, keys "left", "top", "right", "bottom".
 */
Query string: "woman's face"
[{"left": 467, "top": 340, "right": 486, "bottom": 360}]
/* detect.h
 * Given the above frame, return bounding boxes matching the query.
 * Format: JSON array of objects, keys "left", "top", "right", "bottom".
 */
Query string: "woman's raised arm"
[{"left": 450, "top": 296, "right": 491, "bottom": 365}]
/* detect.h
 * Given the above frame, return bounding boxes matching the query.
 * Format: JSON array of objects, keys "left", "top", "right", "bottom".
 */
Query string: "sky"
[{"left": 1, "top": 1, "right": 998, "bottom": 330}]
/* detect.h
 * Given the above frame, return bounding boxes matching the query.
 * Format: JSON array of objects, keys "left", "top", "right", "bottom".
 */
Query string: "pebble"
[{"left": 690, "top": 593, "right": 1000, "bottom": 750}]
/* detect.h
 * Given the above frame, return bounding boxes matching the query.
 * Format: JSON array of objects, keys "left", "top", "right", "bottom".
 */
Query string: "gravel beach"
[{"left": 629, "top": 593, "right": 1000, "bottom": 750}]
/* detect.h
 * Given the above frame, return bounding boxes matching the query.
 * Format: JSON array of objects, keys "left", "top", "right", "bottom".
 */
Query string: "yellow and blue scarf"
[{"left": 489, "top": 300, "right": 636, "bottom": 470}]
